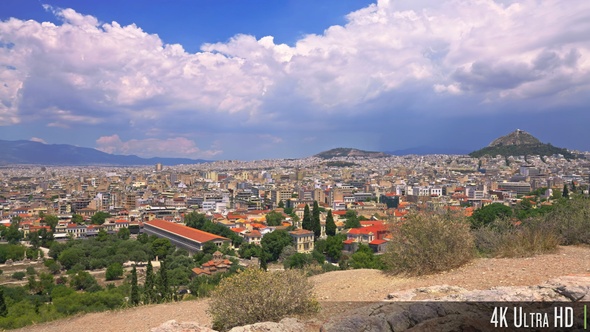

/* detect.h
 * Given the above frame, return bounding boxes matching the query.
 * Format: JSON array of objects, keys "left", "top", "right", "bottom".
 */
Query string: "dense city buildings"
[{"left": 1, "top": 150, "right": 589, "bottom": 253}]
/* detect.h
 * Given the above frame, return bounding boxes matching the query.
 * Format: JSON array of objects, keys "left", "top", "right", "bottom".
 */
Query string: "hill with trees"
[{"left": 469, "top": 129, "right": 575, "bottom": 159}]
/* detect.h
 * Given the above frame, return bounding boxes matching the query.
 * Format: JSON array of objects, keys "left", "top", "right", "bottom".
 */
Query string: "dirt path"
[{"left": 18, "top": 245, "right": 590, "bottom": 332}]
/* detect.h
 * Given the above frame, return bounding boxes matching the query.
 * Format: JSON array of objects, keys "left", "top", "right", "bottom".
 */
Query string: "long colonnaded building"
[{"left": 144, "top": 219, "right": 230, "bottom": 253}]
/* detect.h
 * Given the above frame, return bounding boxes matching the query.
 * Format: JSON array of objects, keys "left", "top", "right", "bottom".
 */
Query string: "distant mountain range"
[
  {"left": 0, "top": 140, "right": 209, "bottom": 166},
  {"left": 469, "top": 129, "right": 575, "bottom": 159},
  {"left": 313, "top": 148, "right": 390, "bottom": 159}
]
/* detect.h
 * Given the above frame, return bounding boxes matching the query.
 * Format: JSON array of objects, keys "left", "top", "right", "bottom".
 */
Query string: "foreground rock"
[{"left": 322, "top": 275, "right": 590, "bottom": 331}]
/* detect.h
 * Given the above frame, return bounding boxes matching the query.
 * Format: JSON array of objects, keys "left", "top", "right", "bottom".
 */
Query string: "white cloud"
[
  {"left": 0, "top": 1, "right": 588, "bottom": 142},
  {"left": 30, "top": 137, "right": 46, "bottom": 143},
  {"left": 95, "top": 135, "right": 222, "bottom": 159}
]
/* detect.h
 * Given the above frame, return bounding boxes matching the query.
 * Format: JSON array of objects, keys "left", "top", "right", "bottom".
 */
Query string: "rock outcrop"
[
  {"left": 322, "top": 275, "right": 590, "bottom": 331},
  {"left": 151, "top": 276, "right": 590, "bottom": 332}
]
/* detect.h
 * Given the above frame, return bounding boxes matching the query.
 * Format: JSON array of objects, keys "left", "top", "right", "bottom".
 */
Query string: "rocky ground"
[{"left": 16, "top": 245, "right": 590, "bottom": 332}]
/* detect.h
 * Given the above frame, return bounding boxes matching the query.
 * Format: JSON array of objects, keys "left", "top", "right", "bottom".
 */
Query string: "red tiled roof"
[
  {"left": 369, "top": 239, "right": 387, "bottom": 245},
  {"left": 289, "top": 229, "right": 314, "bottom": 236},
  {"left": 343, "top": 239, "right": 355, "bottom": 244},
  {"left": 191, "top": 267, "right": 211, "bottom": 275},
  {"left": 348, "top": 224, "right": 388, "bottom": 235},
  {"left": 145, "top": 219, "right": 228, "bottom": 244},
  {"left": 245, "top": 230, "right": 262, "bottom": 238}
]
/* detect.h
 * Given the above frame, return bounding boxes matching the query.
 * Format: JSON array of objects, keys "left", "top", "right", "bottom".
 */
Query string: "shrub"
[
  {"left": 25, "top": 266, "right": 36, "bottom": 276},
  {"left": 544, "top": 197, "right": 590, "bottom": 245},
  {"left": 209, "top": 268, "right": 319, "bottom": 331},
  {"left": 105, "top": 263, "right": 124, "bottom": 281},
  {"left": 11, "top": 272, "right": 26, "bottom": 280},
  {"left": 473, "top": 217, "right": 561, "bottom": 257},
  {"left": 383, "top": 212, "right": 475, "bottom": 276}
]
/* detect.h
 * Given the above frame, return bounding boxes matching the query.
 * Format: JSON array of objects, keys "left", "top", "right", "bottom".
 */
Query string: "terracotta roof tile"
[{"left": 145, "top": 219, "right": 228, "bottom": 243}]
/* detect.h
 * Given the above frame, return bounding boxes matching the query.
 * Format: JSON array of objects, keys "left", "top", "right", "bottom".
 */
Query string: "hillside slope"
[
  {"left": 17, "top": 245, "right": 590, "bottom": 332},
  {"left": 469, "top": 129, "right": 574, "bottom": 159}
]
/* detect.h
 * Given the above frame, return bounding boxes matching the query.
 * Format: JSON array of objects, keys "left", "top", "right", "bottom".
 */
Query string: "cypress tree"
[
  {"left": 130, "top": 265, "right": 140, "bottom": 305},
  {"left": 157, "top": 260, "right": 170, "bottom": 303},
  {"left": 0, "top": 287, "right": 7, "bottom": 317},
  {"left": 144, "top": 260, "right": 156, "bottom": 304},
  {"left": 302, "top": 204, "right": 312, "bottom": 231},
  {"left": 563, "top": 184, "right": 569, "bottom": 198},
  {"left": 325, "top": 210, "right": 336, "bottom": 236},
  {"left": 312, "top": 201, "right": 321, "bottom": 238}
]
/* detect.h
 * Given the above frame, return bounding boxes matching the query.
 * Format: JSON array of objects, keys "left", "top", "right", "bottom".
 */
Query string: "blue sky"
[{"left": 1, "top": 0, "right": 589, "bottom": 160}]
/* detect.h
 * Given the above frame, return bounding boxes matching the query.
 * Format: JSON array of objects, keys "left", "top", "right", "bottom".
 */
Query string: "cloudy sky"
[{"left": 1, "top": 0, "right": 589, "bottom": 160}]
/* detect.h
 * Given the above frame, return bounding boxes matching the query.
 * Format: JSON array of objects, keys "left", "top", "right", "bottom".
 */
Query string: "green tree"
[
  {"left": 302, "top": 204, "right": 312, "bottom": 231},
  {"left": 97, "top": 229, "right": 109, "bottom": 242},
  {"left": 325, "top": 210, "right": 336, "bottom": 236},
  {"left": 58, "top": 247, "right": 84, "bottom": 270},
  {"left": 43, "top": 215, "right": 59, "bottom": 232},
  {"left": 137, "top": 233, "right": 149, "bottom": 244},
  {"left": 238, "top": 243, "right": 263, "bottom": 259},
  {"left": 105, "top": 263, "right": 124, "bottom": 281},
  {"left": 44, "top": 259, "right": 62, "bottom": 274},
  {"left": 278, "top": 200, "right": 285, "bottom": 209},
  {"left": 344, "top": 210, "right": 361, "bottom": 229},
  {"left": 470, "top": 203, "right": 513, "bottom": 229},
  {"left": 70, "top": 271, "right": 100, "bottom": 291},
  {"left": 130, "top": 266, "right": 140, "bottom": 305},
  {"left": 0, "top": 288, "right": 7, "bottom": 317},
  {"left": 202, "top": 241, "right": 218, "bottom": 255},
  {"left": 312, "top": 201, "right": 321, "bottom": 238},
  {"left": 151, "top": 238, "right": 172, "bottom": 259},
  {"left": 349, "top": 244, "right": 385, "bottom": 269},
  {"left": 261, "top": 230, "right": 293, "bottom": 262},
  {"left": 144, "top": 260, "right": 156, "bottom": 304},
  {"left": 325, "top": 234, "right": 345, "bottom": 261},
  {"left": 90, "top": 211, "right": 111, "bottom": 225},
  {"left": 71, "top": 214, "right": 84, "bottom": 224},
  {"left": 563, "top": 184, "right": 569, "bottom": 198},
  {"left": 265, "top": 211, "right": 285, "bottom": 226},
  {"left": 157, "top": 260, "right": 170, "bottom": 302},
  {"left": 117, "top": 227, "right": 130, "bottom": 240},
  {"left": 184, "top": 212, "right": 207, "bottom": 229},
  {"left": 284, "top": 253, "right": 314, "bottom": 269},
  {"left": 5, "top": 222, "right": 23, "bottom": 244}
]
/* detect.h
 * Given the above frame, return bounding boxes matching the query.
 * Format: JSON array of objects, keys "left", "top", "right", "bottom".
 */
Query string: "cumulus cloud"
[
  {"left": 95, "top": 135, "right": 222, "bottom": 159},
  {"left": 0, "top": 1, "right": 589, "bottom": 157}
]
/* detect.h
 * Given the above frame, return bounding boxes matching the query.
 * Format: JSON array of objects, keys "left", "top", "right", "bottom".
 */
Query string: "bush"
[
  {"left": 209, "top": 268, "right": 319, "bottom": 331},
  {"left": 474, "top": 217, "right": 561, "bottom": 257},
  {"left": 25, "top": 266, "right": 36, "bottom": 276},
  {"left": 383, "top": 212, "right": 475, "bottom": 276},
  {"left": 11, "top": 272, "right": 26, "bottom": 280},
  {"left": 105, "top": 263, "right": 124, "bottom": 281},
  {"left": 544, "top": 197, "right": 590, "bottom": 245}
]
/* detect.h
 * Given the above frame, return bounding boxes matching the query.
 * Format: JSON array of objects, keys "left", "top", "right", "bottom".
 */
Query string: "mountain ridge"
[{"left": 0, "top": 140, "right": 209, "bottom": 166}]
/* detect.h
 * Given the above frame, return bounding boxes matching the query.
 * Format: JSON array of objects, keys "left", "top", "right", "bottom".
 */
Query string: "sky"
[{"left": 0, "top": 0, "right": 589, "bottom": 160}]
